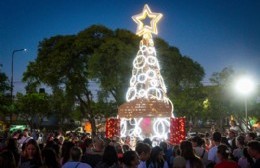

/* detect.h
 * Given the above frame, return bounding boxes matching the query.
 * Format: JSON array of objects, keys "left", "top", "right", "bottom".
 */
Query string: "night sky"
[{"left": 1, "top": 0, "right": 260, "bottom": 93}]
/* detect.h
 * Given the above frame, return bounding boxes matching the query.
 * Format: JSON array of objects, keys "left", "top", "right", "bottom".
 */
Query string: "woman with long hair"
[
  {"left": 41, "top": 148, "right": 61, "bottom": 168},
  {"left": 180, "top": 140, "right": 203, "bottom": 168},
  {"left": 60, "top": 140, "right": 75, "bottom": 165},
  {"left": 95, "top": 145, "right": 120, "bottom": 168},
  {"left": 146, "top": 146, "right": 168, "bottom": 168},
  {"left": 19, "top": 139, "right": 42, "bottom": 168}
]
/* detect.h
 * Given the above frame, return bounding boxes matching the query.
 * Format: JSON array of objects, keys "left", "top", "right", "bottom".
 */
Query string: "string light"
[{"left": 121, "top": 118, "right": 171, "bottom": 141}]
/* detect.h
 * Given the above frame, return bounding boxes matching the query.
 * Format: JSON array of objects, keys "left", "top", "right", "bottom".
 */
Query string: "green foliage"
[
  {"left": 0, "top": 71, "right": 12, "bottom": 119},
  {"left": 16, "top": 92, "right": 50, "bottom": 129},
  {"left": 205, "top": 67, "right": 260, "bottom": 130}
]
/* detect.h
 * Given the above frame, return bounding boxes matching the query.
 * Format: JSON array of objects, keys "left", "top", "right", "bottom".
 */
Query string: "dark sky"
[{"left": 1, "top": 0, "right": 260, "bottom": 93}]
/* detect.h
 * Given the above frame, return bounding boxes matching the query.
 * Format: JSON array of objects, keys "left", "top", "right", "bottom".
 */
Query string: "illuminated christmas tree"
[{"left": 118, "top": 4, "right": 174, "bottom": 140}]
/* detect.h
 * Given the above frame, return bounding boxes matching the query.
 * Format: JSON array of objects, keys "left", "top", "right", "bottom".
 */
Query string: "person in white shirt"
[
  {"left": 208, "top": 132, "right": 222, "bottom": 166},
  {"left": 229, "top": 120, "right": 240, "bottom": 132},
  {"left": 191, "top": 136, "right": 209, "bottom": 166},
  {"left": 18, "top": 128, "right": 33, "bottom": 151}
]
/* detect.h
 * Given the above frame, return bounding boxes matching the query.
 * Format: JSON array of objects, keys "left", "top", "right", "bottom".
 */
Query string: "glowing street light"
[{"left": 235, "top": 76, "right": 255, "bottom": 132}]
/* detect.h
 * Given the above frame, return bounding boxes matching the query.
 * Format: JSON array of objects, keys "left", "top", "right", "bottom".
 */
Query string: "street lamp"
[
  {"left": 10, "top": 49, "right": 27, "bottom": 102},
  {"left": 235, "top": 76, "right": 255, "bottom": 132}
]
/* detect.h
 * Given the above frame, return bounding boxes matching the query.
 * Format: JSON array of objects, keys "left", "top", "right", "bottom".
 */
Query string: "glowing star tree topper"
[{"left": 132, "top": 4, "right": 163, "bottom": 37}]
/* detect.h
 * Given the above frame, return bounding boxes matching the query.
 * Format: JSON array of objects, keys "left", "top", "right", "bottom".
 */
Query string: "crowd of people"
[{"left": 0, "top": 123, "right": 259, "bottom": 168}]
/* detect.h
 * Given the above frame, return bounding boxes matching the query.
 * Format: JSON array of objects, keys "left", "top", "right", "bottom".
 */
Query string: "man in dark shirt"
[{"left": 247, "top": 140, "right": 260, "bottom": 168}]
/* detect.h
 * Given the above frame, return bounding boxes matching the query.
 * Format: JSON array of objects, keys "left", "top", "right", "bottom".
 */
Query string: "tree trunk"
[{"left": 89, "top": 117, "right": 97, "bottom": 136}]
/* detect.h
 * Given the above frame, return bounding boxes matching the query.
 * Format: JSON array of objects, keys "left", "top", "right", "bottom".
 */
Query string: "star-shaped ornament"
[{"left": 132, "top": 4, "right": 163, "bottom": 37}]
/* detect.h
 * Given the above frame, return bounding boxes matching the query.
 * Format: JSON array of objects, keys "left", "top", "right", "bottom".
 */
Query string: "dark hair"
[
  {"left": 24, "top": 139, "right": 42, "bottom": 166},
  {"left": 247, "top": 140, "right": 260, "bottom": 153},
  {"left": 217, "top": 144, "right": 229, "bottom": 159},
  {"left": 212, "top": 132, "right": 222, "bottom": 142},
  {"left": 247, "top": 132, "right": 257, "bottom": 140},
  {"left": 61, "top": 141, "right": 75, "bottom": 165},
  {"left": 221, "top": 136, "right": 231, "bottom": 148},
  {"left": 135, "top": 142, "right": 151, "bottom": 155},
  {"left": 102, "top": 145, "right": 118, "bottom": 166},
  {"left": 243, "top": 147, "right": 254, "bottom": 167},
  {"left": 191, "top": 136, "right": 203, "bottom": 146},
  {"left": 159, "top": 141, "right": 167, "bottom": 151},
  {"left": 143, "top": 138, "right": 152, "bottom": 146},
  {"left": 146, "top": 146, "right": 164, "bottom": 168},
  {"left": 84, "top": 138, "right": 93, "bottom": 147},
  {"left": 180, "top": 140, "right": 196, "bottom": 160},
  {"left": 123, "top": 151, "right": 138, "bottom": 167},
  {"left": 180, "top": 141, "right": 203, "bottom": 168},
  {"left": 236, "top": 135, "right": 245, "bottom": 146},
  {"left": 42, "top": 148, "right": 60, "bottom": 168},
  {"left": 70, "top": 146, "right": 82, "bottom": 161}
]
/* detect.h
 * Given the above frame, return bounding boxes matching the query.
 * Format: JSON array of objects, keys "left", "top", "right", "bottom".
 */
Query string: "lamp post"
[
  {"left": 235, "top": 76, "right": 255, "bottom": 132},
  {"left": 10, "top": 49, "right": 27, "bottom": 122}
]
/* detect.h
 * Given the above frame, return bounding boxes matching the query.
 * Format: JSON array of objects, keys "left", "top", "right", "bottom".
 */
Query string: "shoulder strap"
[{"left": 75, "top": 162, "right": 80, "bottom": 168}]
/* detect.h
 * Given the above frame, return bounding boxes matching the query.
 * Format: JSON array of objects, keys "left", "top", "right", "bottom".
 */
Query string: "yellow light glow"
[{"left": 132, "top": 4, "right": 163, "bottom": 37}]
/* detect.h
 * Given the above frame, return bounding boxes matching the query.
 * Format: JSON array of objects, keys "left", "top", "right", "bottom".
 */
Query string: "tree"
[
  {"left": 0, "top": 69, "right": 12, "bottom": 122},
  {"left": 154, "top": 38, "right": 205, "bottom": 118},
  {"left": 16, "top": 92, "right": 50, "bottom": 129},
  {"left": 23, "top": 25, "right": 114, "bottom": 135},
  {"left": 49, "top": 87, "right": 76, "bottom": 130},
  {"left": 206, "top": 67, "right": 260, "bottom": 131},
  {"left": 88, "top": 29, "right": 139, "bottom": 105}
]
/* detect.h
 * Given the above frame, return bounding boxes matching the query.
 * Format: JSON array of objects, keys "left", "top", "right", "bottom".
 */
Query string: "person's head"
[
  {"left": 135, "top": 142, "right": 151, "bottom": 161},
  {"left": 42, "top": 148, "right": 59, "bottom": 167},
  {"left": 23, "top": 128, "right": 29, "bottom": 137},
  {"left": 247, "top": 140, "right": 260, "bottom": 159},
  {"left": 93, "top": 137, "right": 104, "bottom": 151},
  {"left": 191, "top": 136, "right": 202, "bottom": 147},
  {"left": 246, "top": 132, "right": 257, "bottom": 142},
  {"left": 159, "top": 141, "right": 167, "bottom": 151},
  {"left": 123, "top": 151, "right": 140, "bottom": 168},
  {"left": 180, "top": 140, "right": 195, "bottom": 160},
  {"left": 228, "top": 129, "right": 237, "bottom": 138},
  {"left": 84, "top": 138, "right": 93, "bottom": 148},
  {"left": 102, "top": 145, "right": 119, "bottom": 166},
  {"left": 236, "top": 135, "right": 245, "bottom": 147},
  {"left": 217, "top": 144, "right": 230, "bottom": 161},
  {"left": 229, "top": 120, "right": 236, "bottom": 126},
  {"left": 61, "top": 140, "right": 75, "bottom": 165},
  {"left": 70, "top": 146, "right": 83, "bottom": 161},
  {"left": 212, "top": 132, "right": 221, "bottom": 145},
  {"left": 150, "top": 146, "right": 164, "bottom": 162},
  {"left": 143, "top": 138, "right": 152, "bottom": 147},
  {"left": 24, "top": 139, "right": 41, "bottom": 159},
  {"left": 125, "top": 136, "right": 131, "bottom": 144}
]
